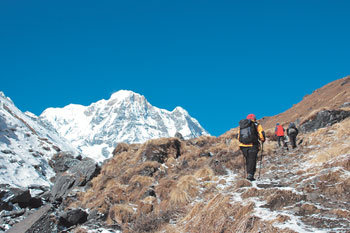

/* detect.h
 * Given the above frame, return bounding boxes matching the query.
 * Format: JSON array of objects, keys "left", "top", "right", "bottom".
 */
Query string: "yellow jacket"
[{"left": 238, "top": 121, "right": 265, "bottom": 147}]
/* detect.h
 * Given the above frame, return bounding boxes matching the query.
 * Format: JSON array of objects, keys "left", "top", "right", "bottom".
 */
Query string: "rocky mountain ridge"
[
  {"left": 0, "top": 91, "right": 77, "bottom": 188},
  {"left": 40, "top": 90, "right": 209, "bottom": 162}
]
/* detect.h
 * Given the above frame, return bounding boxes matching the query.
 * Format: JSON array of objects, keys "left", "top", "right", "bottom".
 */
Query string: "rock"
[
  {"left": 58, "top": 208, "right": 88, "bottom": 227},
  {"left": 141, "top": 188, "right": 156, "bottom": 199},
  {"left": 199, "top": 151, "right": 212, "bottom": 157},
  {"left": 28, "top": 184, "right": 49, "bottom": 192},
  {"left": 1, "top": 149, "right": 14, "bottom": 154},
  {"left": 0, "top": 189, "right": 13, "bottom": 211},
  {"left": 27, "top": 197, "right": 43, "bottom": 209},
  {"left": 51, "top": 158, "right": 100, "bottom": 201},
  {"left": 300, "top": 110, "right": 350, "bottom": 132},
  {"left": 0, "top": 209, "right": 25, "bottom": 218},
  {"left": 52, "top": 145, "right": 61, "bottom": 152},
  {"left": 9, "top": 188, "right": 32, "bottom": 208},
  {"left": 6, "top": 204, "right": 55, "bottom": 233},
  {"left": 262, "top": 190, "right": 306, "bottom": 211},
  {"left": 174, "top": 132, "right": 184, "bottom": 140},
  {"left": 141, "top": 138, "right": 181, "bottom": 163},
  {"left": 209, "top": 159, "right": 227, "bottom": 176},
  {"left": 50, "top": 174, "right": 76, "bottom": 202},
  {"left": 69, "top": 158, "right": 101, "bottom": 186},
  {"left": 49, "top": 152, "right": 80, "bottom": 173},
  {"left": 112, "top": 142, "right": 130, "bottom": 156},
  {"left": 340, "top": 102, "right": 350, "bottom": 108}
]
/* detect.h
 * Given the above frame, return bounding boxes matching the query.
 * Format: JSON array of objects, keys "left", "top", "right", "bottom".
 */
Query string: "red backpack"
[{"left": 275, "top": 125, "right": 284, "bottom": 136}]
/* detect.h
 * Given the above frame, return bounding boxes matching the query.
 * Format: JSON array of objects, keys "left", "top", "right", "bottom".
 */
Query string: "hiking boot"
[{"left": 247, "top": 174, "right": 255, "bottom": 181}]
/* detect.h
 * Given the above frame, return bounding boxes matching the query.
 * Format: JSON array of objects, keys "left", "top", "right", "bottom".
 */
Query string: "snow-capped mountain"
[
  {"left": 0, "top": 92, "right": 77, "bottom": 188},
  {"left": 40, "top": 90, "right": 209, "bottom": 162}
]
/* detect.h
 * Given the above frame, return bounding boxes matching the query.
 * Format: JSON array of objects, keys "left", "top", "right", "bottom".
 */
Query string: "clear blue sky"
[{"left": 1, "top": 0, "right": 349, "bottom": 136}]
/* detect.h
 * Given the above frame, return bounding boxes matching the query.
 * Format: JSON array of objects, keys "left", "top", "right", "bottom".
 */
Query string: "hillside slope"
[
  {"left": 59, "top": 113, "right": 349, "bottom": 232},
  {"left": 260, "top": 75, "right": 350, "bottom": 130},
  {"left": 0, "top": 92, "right": 77, "bottom": 188}
]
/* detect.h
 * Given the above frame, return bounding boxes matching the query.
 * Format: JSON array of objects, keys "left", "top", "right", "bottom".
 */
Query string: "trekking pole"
[
  {"left": 242, "top": 151, "right": 247, "bottom": 178},
  {"left": 258, "top": 143, "right": 264, "bottom": 179}
]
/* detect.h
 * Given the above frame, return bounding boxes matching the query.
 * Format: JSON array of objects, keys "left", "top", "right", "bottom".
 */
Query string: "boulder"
[
  {"left": 49, "top": 152, "right": 80, "bottom": 173},
  {"left": 0, "top": 189, "right": 13, "bottom": 211},
  {"left": 58, "top": 208, "right": 88, "bottom": 227},
  {"left": 340, "top": 102, "right": 350, "bottom": 108},
  {"left": 6, "top": 204, "right": 55, "bottom": 233},
  {"left": 50, "top": 158, "right": 100, "bottom": 201},
  {"left": 140, "top": 138, "right": 181, "bottom": 163},
  {"left": 300, "top": 110, "right": 350, "bottom": 132},
  {"left": 174, "top": 132, "right": 184, "bottom": 140},
  {"left": 8, "top": 188, "right": 42, "bottom": 209},
  {"left": 112, "top": 142, "right": 130, "bottom": 156}
]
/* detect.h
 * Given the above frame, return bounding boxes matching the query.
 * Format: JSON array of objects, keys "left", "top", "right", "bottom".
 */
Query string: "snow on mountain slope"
[
  {"left": 40, "top": 90, "right": 209, "bottom": 162},
  {"left": 0, "top": 92, "right": 77, "bottom": 188}
]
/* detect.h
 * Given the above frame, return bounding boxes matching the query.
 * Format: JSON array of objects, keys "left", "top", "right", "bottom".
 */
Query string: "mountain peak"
[
  {"left": 40, "top": 90, "right": 209, "bottom": 162},
  {"left": 173, "top": 106, "right": 188, "bottom": 115},
  {"left": 109, "top": 90, "right": 139, "bottom": 100}
]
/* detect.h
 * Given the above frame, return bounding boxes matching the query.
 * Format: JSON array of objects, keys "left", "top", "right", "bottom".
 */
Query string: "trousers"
[{"left": 240, "top": 146, "right": 258, "bottom": 177}]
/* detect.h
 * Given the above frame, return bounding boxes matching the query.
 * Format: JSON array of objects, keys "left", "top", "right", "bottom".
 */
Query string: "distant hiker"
[
  {"left": 238, "top": 114, "right": 265, "bottom": 181},
  {"left": 287, "top": 122, "right": 299, "bottom": 149},
  {"left": 275, "top": 123, "right": 288, "bottom": 149}
]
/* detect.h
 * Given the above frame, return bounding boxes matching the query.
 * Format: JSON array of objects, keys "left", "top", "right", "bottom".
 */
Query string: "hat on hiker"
[{"left": 246, "top": 114, "right": 256, "bottom": 121}]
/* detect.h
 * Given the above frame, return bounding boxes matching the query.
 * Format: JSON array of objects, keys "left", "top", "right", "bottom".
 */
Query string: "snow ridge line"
[{"left": 3, "top": 104, "right": 38, "bottom": 136}]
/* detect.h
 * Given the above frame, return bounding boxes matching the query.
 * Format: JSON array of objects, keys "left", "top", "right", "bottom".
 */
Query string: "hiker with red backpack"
[
  {"left": 238, "top": 114, "right": 266, "bottom": 181},
  {"left": 275, "top": 123, "right": 288, "bottom": 150}
]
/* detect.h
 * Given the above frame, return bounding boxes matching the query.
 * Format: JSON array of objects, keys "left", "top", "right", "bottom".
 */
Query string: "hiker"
[
  {"left": 238, "top": 114, "right": 265, "bottom": 181},
  {"left": 287, "top": 122, "right": 299, "bottom": 149},
  {"left": 275, "top": 123, "right": 287, "bottom": 149}
]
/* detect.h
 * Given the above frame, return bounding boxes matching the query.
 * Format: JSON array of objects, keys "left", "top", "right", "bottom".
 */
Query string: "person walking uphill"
[
  {"left": 287, "top": 122, "right": 299, "bottom": 149},
  {"left": 238, "top": 114, "right": 265, "bottom": 181},
  {"left": 275, "top": 123, "right": 287, "bottom": 149}
]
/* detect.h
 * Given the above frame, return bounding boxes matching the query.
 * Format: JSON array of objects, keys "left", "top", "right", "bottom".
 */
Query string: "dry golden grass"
[
  {"left": 194, "top": 166, "right": 214, "bottom": 180},
  {"left": 73, "top": 228, "right": 88, "bottom": 233},
  {"left": 179, "top": 193, "right": 237, "bottom": 233},
  {"left": 106, "top": 204, "right": 135, "bottom": 226},
  {"left": 310, "top": 145, "right": 350, "bottom": 164},
  {"left": 169, "top": 188, "right": 191, "bottom": 206},
  {"left": 121, "top": 161, "right": 160, "bottom": 184},
  {"left": 168, "top": 176, "right": 199, "bottom": 206},
  {"left": 137, "top": 197, "right": 155, "bottom": 216},
  {"left": 304, "top": 117, "right": 350, "bottom": 164},
  {"left": 129, "top": 175, "right": 154, "bottom": 188},
  {"left": 331, "top": 209, "right": 350, "bottom": 220},
  {"left": 262, "top": 140, "right": 275, "bottom": 156},
  {"left": 177, "top": 175, "right": 198, "bottom": 196}
]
